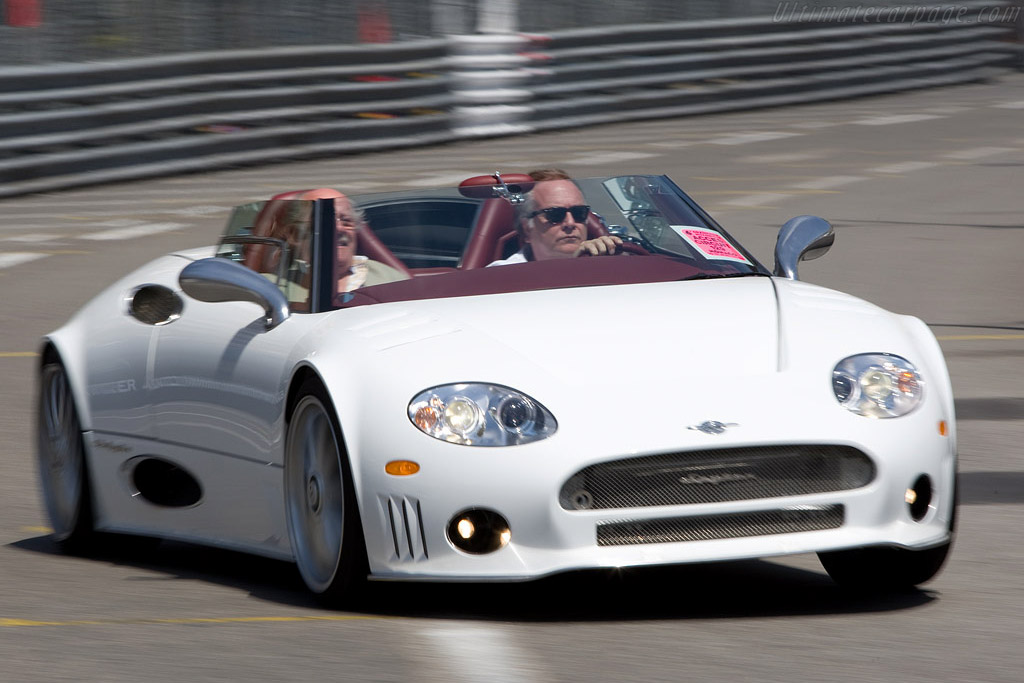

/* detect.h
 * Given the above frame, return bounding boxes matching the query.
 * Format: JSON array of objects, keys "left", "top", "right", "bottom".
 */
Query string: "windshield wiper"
[{"left": 682, "top": 271, "right": 769, "bottom": 281}]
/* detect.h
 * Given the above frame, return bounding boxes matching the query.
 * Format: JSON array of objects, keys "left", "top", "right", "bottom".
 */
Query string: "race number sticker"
[{"left": 671, "top": 226, "right": 751, "bottom": 264}]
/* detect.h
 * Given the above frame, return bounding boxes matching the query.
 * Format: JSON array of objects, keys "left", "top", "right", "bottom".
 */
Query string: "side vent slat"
[{"left": 380, "top": 495, "right": 428, "bottom": 562}]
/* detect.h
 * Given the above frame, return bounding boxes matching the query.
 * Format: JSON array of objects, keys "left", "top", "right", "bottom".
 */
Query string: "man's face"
[
  {"left": 334, "top": 196, "right": 360, "bottom": 269},
  {"left": 522, "top": 180, "right": 589, "bottom": 261}
]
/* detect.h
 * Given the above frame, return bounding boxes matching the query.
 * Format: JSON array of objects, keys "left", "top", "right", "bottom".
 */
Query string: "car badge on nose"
[{"left": 688, "top": 420, "right": 738, "bottom": 435}]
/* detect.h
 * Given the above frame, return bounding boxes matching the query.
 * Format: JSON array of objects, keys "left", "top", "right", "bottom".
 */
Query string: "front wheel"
[
  {"left": 818, "top": 541, "right": 951, "bottom": 592},
  {"left": 37, "top": 361, "right": 94, "bottom": 552},
  {"left": 284, "top": 380, "right": 367, "bottom": 604}
]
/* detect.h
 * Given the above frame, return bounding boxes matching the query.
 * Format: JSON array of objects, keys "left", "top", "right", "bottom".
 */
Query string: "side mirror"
[
  {"left": 179, "top": 257, "right": 290, "bottom": 329},
  {"left": 773, "top": 215, "right": 835, "bottom": 280}
]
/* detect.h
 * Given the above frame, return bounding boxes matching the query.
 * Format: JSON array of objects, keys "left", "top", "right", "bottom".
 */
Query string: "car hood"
[{"left": 333, "top": 276, "right": 780, "bottom": 385}]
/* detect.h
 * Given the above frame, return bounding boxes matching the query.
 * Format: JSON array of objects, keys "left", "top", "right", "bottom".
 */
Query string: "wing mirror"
[
  {"left": 179, "top": 257, "right": 290, "bottom": 329},
  {"left": 773, "top": 215, "right": 834, "bottom": 280}
]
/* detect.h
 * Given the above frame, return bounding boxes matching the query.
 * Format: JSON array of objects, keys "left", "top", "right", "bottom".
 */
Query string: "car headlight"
[
  {"left": 409, "top": 384, "right": 557, "bottom": 446},
  {"left": 832, "top": 353, "right": 923, "bottom": 418}
]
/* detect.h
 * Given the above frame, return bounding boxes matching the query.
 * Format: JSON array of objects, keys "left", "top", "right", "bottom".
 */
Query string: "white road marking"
[
  {"left": 709, "top": 131, "right": 801, "bottom": 146},
  {"left": 741, "top": 151, "right": 829, "bottom": 163},
  {"left": 89, "top": 218, "right": 142, "bottom": 228},
  {"left": 994, "top": 100, "right": 1024, "bottom": 109},
  {"left": 0, "top": 252, "right": 49, "bottom": 269},
  {"left": 724, "top": 192, "right": 793, "bottom": 207},
  {"left": 870, "top": 161, "right": 938, "bottom": 174},
  {"left": 402, "top": 173, "right": 482, "bottom": 188},
  {"left": 165, "top": 205, "right": 229, "bottom": 217},
  {"left": 941, "top": 147, "right": 1011, "bottom": 160},
  {"left": 2, "top": 233, "right": 62, "bottom": 243},
  {"left": 854, "top": 114, "right": 942, "bottom": 126},
  {"left": 423, "top": 625, "right": 551, "bottom": 683},
  {"left": 569, "top": 151, "right": 658, "bottom": 164},
  {"left": 789, "top": 121, "right": 841, "bottom": 129},
  {"left": 79, "top": 222, "right": 187, "bottom": 241},
  {"left": 332, "top": 181, "right": 391, "bottom": 192},
  {"left": 647, "top": 140, "right": 695, "bottom": 148},
  {"left": 792, "top": 175, "right": 866, "bottom": 190}
]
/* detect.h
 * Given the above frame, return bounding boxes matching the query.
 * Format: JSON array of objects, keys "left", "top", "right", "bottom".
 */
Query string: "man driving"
[{"left": 487, "top": 170, "right": 622, "bottom": 266}]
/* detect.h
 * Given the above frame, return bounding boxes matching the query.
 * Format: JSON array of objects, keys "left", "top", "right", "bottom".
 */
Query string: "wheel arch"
[
  {"left": 38, "top": 336, "right": 93, "bottom": 433},
  {"left": 284, "top": 363, "right": 364, "bottom": 487}
]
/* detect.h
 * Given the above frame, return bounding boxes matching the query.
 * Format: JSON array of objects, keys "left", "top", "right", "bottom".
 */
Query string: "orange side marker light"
[{"left": 385, "top": 460, "right": 420, "bottom": 476}]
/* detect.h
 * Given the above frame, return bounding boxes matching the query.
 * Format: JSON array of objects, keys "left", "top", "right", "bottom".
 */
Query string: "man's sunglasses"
[{"left": 528, "top": 205, "right": 591, "bottom": 224}]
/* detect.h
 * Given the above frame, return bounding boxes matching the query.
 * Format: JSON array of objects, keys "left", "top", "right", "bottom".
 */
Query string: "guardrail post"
[
  {"left": 1017, "top": 0, "right": 1024, "bottom": 69},
  {"left": 448, "top": 32, "right": 549, "bottom": 137}
]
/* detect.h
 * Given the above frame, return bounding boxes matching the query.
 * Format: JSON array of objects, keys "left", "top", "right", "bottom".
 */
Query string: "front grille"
[
  {"left": 597, "top": 504, "right": 844, "bottom": 546},
  {"left": 560, "top": 445, "right": 874, "bottom": 510}
]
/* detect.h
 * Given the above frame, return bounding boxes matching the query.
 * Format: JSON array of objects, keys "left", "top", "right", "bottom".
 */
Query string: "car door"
[{"left": 148, "top": 296, "right": 295, "bottom": 463}]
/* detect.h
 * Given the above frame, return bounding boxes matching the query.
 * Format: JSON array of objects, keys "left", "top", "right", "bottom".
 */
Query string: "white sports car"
[{"left": 37, "top": 173, "right": 957, "bottom": 603}]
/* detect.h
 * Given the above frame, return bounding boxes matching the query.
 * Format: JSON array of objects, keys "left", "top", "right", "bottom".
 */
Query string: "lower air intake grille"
[
  {"left": 597, "top": 504, "right": 844, "bottom": 546},
  {"left": 560, "top": 445, "right": 874, "bottom": 510}
]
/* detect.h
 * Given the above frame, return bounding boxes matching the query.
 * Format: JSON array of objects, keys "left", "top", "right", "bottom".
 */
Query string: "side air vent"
[
  {"left": 127, "top": 284, "right": 183, "bottom": 326},
  {"left": 127, "top": 457, "right": 203, "bottom": 508}
]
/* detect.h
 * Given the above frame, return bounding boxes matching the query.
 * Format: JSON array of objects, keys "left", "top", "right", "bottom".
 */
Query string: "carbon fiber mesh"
[
  {"left": 129, "top": 286, "right": 182, "bottom": 326},
  {"left": 597, "top": 504, "right": 844, "bottom": 546},
  {"left": 560, "top": 445, "right": 874, "bottom": 510}
]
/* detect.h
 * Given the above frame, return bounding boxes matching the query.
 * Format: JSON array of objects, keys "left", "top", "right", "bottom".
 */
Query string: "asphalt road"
[{"left": 1, "top": 73, "right": 1022, "bottom": 682}]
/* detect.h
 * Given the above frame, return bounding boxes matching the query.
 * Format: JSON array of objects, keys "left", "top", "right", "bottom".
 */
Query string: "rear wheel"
[
  {"left": 284, "top": 380, "right": 367, "bottom": 604},
  {"left": 37, "top": 361, "right": 94, "bottom": 552}
]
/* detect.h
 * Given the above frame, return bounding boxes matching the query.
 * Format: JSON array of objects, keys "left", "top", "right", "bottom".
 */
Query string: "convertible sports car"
[{"left": 37, "top": 173, "right": 957, "bottom": 602}]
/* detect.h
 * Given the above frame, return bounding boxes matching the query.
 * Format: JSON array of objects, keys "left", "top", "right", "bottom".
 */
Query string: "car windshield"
[{"left": 217, "top": 175, "right": 768, "bottom": 312}]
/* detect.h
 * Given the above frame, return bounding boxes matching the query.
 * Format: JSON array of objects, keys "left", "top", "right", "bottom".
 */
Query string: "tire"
[
  {"left": 284, "top": 379, "right": 367, "bottom": 604},
  {"left": 820, "top": 479, "right": 957, "bottom": 592},
  {"left": 37, "top": 361, "right": 94, "bottom": 552},
  {"left": 818, "top": 541, "right": 951, "bottom": 592}
]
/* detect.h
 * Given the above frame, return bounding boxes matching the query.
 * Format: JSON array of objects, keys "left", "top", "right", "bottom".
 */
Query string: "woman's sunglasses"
[{"left": 528, "top": 205, "right": 591, "bottom": 224}]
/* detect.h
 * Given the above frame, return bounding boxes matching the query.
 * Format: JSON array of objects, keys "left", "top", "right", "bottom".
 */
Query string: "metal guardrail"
[
  {"left": 0, "top": 3, "right": 1019, "bottom": 199},
  {"left": 455, "top": 4, "right": 1020, "bottom": 135}
]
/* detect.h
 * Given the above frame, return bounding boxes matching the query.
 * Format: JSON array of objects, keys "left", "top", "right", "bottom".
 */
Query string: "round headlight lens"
[
  {"left": 497, "top": 396, "right": 536, "bottom": 432},
  {"left": 832, "top": 353, "right": 923, "bottom": 418},
  {"left": 444, "top": 397, "right": 481, "bottom": 434},
  {"left": 860, "top": 367, "right": 894, "bottom": 402}
]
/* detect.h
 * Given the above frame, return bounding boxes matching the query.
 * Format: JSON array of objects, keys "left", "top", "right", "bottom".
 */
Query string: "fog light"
[
  {"left": 446, "top": 508, "right": 511, "bottom": 554},
  {"left": 907, "top": 475, "right": 933, "bottom": 521}
]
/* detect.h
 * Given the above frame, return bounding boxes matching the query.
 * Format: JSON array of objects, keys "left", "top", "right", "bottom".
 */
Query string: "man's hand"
[{"left": 573, "top": 235, "right": 623, "bottom": 257}]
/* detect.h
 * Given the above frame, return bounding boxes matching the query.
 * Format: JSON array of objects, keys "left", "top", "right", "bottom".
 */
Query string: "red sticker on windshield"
[{"left": 673, "top": 226, "right": 750, "bottom": 263}]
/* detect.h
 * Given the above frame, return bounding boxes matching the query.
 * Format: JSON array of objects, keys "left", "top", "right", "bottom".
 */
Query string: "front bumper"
[{"left": 355, "top": 406, "right": 956, "bottom": 582}]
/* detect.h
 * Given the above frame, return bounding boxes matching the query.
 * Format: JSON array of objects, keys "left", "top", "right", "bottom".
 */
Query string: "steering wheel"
[{"left": 578, "top": 241, "right": 650, "bottom": 257}]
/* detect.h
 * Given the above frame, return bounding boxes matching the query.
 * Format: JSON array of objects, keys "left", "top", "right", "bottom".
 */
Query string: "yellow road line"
[
  {"left": 0, "top": 352, "right": 38, "bottom": 358},
  {"left": 936, "top": 334, "right": 1024, "bottom": 341},
  {"left": 0, "top": 615, "right": 389, "bottom": 628}
]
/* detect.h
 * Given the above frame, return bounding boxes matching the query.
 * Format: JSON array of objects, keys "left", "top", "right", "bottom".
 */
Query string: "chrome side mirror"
[
  {"left": 179, "top": 257, "right": 290, "bottom": 329},
  {"left": 773, "top": 215, "right": 834, "bottom": 280}
]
